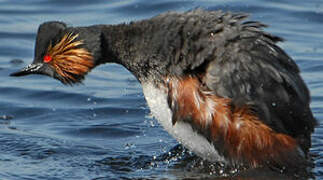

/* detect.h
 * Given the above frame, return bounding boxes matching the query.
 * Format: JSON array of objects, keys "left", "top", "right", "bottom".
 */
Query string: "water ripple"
[{"left": 0, "top": 0, "right": 322, "bottom": 179}]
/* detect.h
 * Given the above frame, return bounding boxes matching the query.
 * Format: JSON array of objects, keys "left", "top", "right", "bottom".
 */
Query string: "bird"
[{"left": 11, "top": 9, "right": 316, "bottom": 175}]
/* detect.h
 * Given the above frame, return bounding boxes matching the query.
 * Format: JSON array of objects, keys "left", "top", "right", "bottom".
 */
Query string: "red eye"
[{"left": 44, "top": 55, "right": 52, "bottom": 63}]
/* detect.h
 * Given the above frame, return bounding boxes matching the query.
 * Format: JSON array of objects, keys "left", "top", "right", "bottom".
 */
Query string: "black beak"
[{"left": 10, "top": 63, "right": 44, "bottom": 77}]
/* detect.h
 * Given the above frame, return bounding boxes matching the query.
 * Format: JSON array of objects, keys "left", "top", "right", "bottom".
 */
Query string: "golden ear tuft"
[{"left": 45, "top": 33, "right": 94, "bottom": 84}]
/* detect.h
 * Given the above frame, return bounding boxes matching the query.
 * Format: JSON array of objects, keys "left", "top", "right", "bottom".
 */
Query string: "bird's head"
[{"left": 10, "top": 21, "right": 101, "bottom": 85}]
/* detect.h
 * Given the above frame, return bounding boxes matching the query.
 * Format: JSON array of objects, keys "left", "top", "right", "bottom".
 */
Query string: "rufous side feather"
[{"left": 166, "top": 76, "right": 303, "bottom": 168}]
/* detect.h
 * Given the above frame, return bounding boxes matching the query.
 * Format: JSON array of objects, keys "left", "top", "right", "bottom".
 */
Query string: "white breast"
[{"left": 142, "top": 82, "right": 226, "bottom": 162}]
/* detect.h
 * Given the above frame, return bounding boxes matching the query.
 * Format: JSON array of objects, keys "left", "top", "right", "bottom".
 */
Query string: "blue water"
[{"left": 1, "top": 0, "right": 323, "bottom": 179}]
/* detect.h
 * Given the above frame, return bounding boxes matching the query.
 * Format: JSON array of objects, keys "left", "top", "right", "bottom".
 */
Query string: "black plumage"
[
  {"left": 11, "top": 9, "right": 316, "bottom": 175},
  {"left": 102, "top": 10, "right": 316, "bottom": 155}
]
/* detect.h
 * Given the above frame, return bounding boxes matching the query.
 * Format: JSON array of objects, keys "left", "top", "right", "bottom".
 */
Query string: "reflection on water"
[{"left": 1, "top": 0, "right": 323, "bottom": 179}]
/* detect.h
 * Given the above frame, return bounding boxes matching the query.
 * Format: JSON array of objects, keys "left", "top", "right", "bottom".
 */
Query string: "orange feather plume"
[{"left": 45, "top": 33, "right": 94, "bottom": 84}]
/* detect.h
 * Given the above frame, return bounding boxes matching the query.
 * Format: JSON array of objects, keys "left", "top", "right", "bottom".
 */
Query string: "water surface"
[{"left": 1, "top": 0, "right": 323, "bottom": 179}]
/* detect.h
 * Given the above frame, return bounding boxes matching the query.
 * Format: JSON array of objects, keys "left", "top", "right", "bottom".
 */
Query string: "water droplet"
[
  {"left": 0, "top": 115, "right": 13, "bottom": 120},
  {"left": 124, "top": 143, "right": 136, "bottom": 150},
  {"left": 200, "top": 161, "right": 204, "bottom": 166},
  {"left": 150, "top": 121, "right": 155, "bottom": 127},
  {"left": 280, "top": 166, "right": 286, "bottom": 173},
  {"left": 87, "top": 98, "right": 91, "bottom": 102},
  {"left": 272, "top": 102, "right": 277, "bottom": 107},
  {"left": 230, "top": 168, "right": 238, "bottom": 174}
]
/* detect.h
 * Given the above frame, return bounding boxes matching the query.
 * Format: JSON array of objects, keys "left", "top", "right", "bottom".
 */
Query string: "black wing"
[{"left": 203, "top": 21, "right": 316, "bottom": 153}]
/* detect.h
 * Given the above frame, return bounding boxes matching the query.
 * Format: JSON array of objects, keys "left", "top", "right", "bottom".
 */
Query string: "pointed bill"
[{"left": 10, "top": 63, "right": 44, "bottom": 76}]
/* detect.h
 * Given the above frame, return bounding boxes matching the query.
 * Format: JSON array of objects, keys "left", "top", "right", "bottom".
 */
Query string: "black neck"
[
  {"left": 101, "top": 24, "right": 143, "bottom": 68},
  {"left": 97, "top": 13, "right": 221, "bottom": 82},
  {"left": 100, "top": 22, "right": 162, "bottom": 82}
]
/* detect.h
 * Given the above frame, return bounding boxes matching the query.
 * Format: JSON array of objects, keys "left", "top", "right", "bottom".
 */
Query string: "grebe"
[{"left": 11, "top": 9, "right": 316, "bottom": 175}]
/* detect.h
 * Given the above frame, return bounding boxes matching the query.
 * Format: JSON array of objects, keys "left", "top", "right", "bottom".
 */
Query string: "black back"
[{"left": 105, "top": 10, "right": 316, "bottom": 153}]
